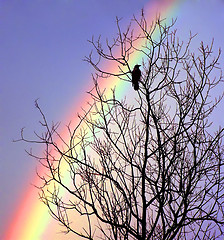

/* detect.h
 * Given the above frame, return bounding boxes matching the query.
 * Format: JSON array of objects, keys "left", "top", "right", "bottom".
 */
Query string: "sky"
[{"left": 1, "top": 0, "right": 224, "bottom": 239}]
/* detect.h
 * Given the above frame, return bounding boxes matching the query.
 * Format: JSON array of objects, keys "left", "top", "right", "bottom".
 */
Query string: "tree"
[{"left": 20, "top": 12, "right": 224, "bottom": 239}]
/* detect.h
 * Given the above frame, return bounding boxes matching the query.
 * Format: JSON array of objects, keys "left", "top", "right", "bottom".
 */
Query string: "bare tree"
[{"left": 20, "top": 12, "right": 224, "bottom": 239}]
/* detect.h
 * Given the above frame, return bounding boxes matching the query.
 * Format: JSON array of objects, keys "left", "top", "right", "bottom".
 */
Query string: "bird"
[{"left": 131, "top": 65, "right": 141, "bottom": 91}]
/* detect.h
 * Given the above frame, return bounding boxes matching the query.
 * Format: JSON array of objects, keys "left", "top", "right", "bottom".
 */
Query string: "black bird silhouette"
[{"left": 132, "top": 65, "right": 141, "bottom": 90}]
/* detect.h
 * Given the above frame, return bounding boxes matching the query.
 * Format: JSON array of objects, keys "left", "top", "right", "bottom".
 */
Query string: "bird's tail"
[{"left": 134, "top": 83, "right": 139, "bottom": 91}]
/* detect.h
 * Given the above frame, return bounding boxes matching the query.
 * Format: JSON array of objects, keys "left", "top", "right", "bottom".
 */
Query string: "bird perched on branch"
[{"left": 131, "top": 65, "right": 141, "bottom": 91}]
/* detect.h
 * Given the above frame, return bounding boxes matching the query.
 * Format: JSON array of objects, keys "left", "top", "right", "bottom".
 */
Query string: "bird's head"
[{"left": 134, "top": 64, "right": 141, "bottom": 69}]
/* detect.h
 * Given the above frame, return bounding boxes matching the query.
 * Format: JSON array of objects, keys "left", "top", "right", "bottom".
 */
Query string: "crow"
[{"left": 132, "top": 65, "right": 141, "bottom": 91}]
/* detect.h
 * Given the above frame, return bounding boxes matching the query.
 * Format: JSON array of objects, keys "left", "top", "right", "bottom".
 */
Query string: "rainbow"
[{"left": 3, "top": 1, "right": 181, "bottom": 239}]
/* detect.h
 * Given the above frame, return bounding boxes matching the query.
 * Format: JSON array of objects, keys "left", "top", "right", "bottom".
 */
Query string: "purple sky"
[{"left": 1, "top": 0, "right": 224, "bottom": 238}]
